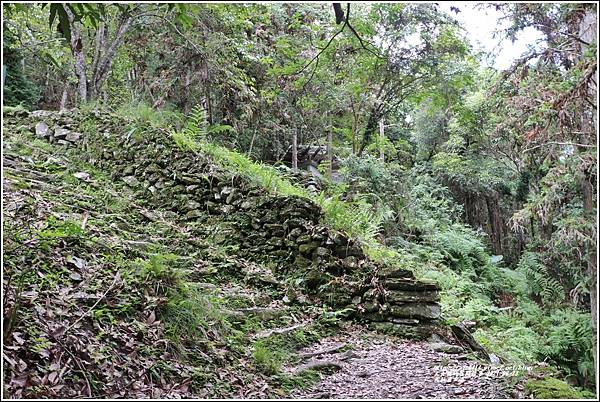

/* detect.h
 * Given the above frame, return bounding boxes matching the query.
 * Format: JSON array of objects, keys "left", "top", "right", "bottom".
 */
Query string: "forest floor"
[
  {"left": 290, "top": 325, "right": 510, "bottom": 399},
  {"left": 1, "top": 110, "right": 527, "bottom": 399}
]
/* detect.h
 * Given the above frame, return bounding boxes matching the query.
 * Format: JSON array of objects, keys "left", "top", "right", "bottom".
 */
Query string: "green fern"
[{"left": 517, "top": 252, "right": 565, "bottom": 306}]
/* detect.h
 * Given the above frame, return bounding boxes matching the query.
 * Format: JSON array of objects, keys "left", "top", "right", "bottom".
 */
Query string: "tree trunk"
[
  {"left": 578, "top": 6, "right": 597, "bottom": 390},
  {"left": 89, "top": 15, "right": 132, "bottom": 100},
  {"left": 358, "top": 106, "right": 380, "bottom": 156},
  {"left": 351, "top": 113, "right": 357, "bottom": 154},
  {"left": 183, "top": 68, "right": 192, "bottom": 113},
  {"left": 327, "top": 125, "right": 333, "bottom": 179},
  {"left": 292, "top": 127, "right": 298, "bottom": 172},
  {"left": 64, "top": 5, "right": 87, "bottom": 102},
  {"left": 59, "top": 85, "right": 68, "bottom": 111},
  {"left": 379, "top": 118, "right": 385, "bottom": 161},
  {"left": 485, "top": 194, "right": 504, "bottom": 256}
]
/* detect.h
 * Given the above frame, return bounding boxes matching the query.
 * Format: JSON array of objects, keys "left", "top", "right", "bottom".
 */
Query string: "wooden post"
[{"left": 379, "top": 117, "right": 385, "bottom": 162}]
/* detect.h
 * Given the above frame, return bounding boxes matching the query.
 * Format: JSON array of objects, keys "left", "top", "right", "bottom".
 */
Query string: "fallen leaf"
[{"left": 146, "top": 311, "right": 156, "bottom": 325}]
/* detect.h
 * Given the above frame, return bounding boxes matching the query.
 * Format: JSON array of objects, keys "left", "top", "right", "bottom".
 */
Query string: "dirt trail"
[{"left": 290, "top": 327, "right": 509, "bottom": 399}]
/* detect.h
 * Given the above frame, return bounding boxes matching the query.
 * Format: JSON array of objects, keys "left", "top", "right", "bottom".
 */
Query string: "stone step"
[
  {"left": 382, "top": 278, "right": 439, "bottom": 291},
  {"left": 388, "top": 303, "right": 441, "bottom": 320},
  {"left": 385, "top": 289, "right": 440, "bottom": 303}
]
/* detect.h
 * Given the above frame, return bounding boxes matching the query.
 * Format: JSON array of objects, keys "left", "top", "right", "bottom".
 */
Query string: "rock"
[
  {"left": 179, "top": 174, "right": 202, "bottom": 184},
  {"left": 315, "top": 247, "right": 330, "bottom": 257},
  {"left": 66, "top": 255, "right": 86, "bottom": 269},
  {"left": 283, "top": 218, "right": 304, "bottom": 230},
  {"left": 72, "top": 172, "right": 90, "bottom": 181},
  {"left": 263, "top": 223, "right": 285, "bottom": 236},
  {"left": 341, "top": 256, "right": 358, "bottom": 269},
  {"left": 385, "top": 290, "right": 440, "bottom": 303},
  {"left": 31, "top": 110, "right": 54, "bottom": 118},
  {"left": 430, "top": 342, "right": 464, "bottom": 354},
  {"left": 220, "top": 186, "right": 235, "bottom": 196},
  {"left": 226, "top": 192, "right": 241, "bottom": 204},
  {"left": 205, "top": 201, "right": 220, "bottom": 213},
  {"left": 377, "top": 268, "right": 415, "bottom": 279},
  {"left": 122, "top": 166, "right": 135, "bottom": 176},
  {"left": 65, "top": 131, "right": 82, "bottom": 142},
  {"left": 388, "top": 303, "right": 441, "bottom": 320},
  {"left": 70, "top": 272, "right": 82, "bottom": 281},
  {"left": 35, "top": 122, "right": 50, "bottom": 138},
  {"left": 361, "top": 301, "right": 379, "bottom": 313},
  {"left": 305, "top": 269, "right": 326, "bottom": 289},
  {"left": 298, "top": 242, "right": 319, "bottom": 254},
  {"left": 392, "top": 318, "right": 420, "bottom": 325},
  {"left": 296, "top": 234, "right": 313, "bottom": 244},
  {"left": 54, "top": 127, "right": 71, "bottom": 139},
  {"left": 122, "top": 176, "right": 139, "bottom": 187},
  {"left": 266, "top": 238, "right": 284, "bottom": 247},
  {"left": 383, "top": 278, "right": 438, "bottom": 291},
  {"left": 294, "top": 255, "right": 312, "bottom": 269},
  {"left": 334, "top": 244, "right": 363, "bottom": 258},
  {"left": 184, "top": 200, "right": 201, "bottom": 211},
  {"left": 240, "top": 200, "right": 253, "bottom": 209},
  {"left": 185, "top": 210, "right": 203, "bottom": 220},
  {"left": 329, "top": 232, "right": 348, "bottom": 246},
  {"left": 292, "top": 359, "right": 343, "bottom": 375}
]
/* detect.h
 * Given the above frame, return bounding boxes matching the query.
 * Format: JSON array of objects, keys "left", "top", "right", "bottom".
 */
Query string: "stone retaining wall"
[{"left": 10, "top": 108, "right": 442, "bottom": 338}]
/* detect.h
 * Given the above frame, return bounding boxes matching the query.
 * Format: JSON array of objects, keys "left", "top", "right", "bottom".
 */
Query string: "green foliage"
[
  {"left": 252, "top": 339, "right": 285, "bottom": 375},
  {"left": 136, "top": 253, "right": 181, "bottom": 294},
  {"left": 517, "top": 252, "right": 565, "bottom": 306},
  {"left": 538, "top": 309, "right": 595, "bottom": 384},
  {"left": 115, "top": 102, "right": 184, "bottom": 130},
  {"left": 2, "top": 22, "right": 40, "bottom": 108}
]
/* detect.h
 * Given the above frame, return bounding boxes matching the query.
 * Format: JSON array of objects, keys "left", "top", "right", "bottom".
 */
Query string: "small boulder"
[
  {"left": 315, "top": 247, "right": 330, "bottom": 257},
  {"left": 430, "top": 342, "right": 464, "bottom": 354},
  {"left": 65, "top": 131, "right": 82, "bottom": 142},
  {"left": 54, "top": 127, "right": 70, "bottom": 139},
  {"left": 35, "top": 122, "right": 50, "bottom": 138},
  {"left": 122, "top": 176, "right": 139, "bottom": 187},
  {"left": 184, "top": 200, "right": 201, "bottom": 211},
  {"left": 388, "top": 303, "right": 441, "bottom": 320},
  {"left": 185, "top": 209, "right": 204, "bottom": 219},
  {"left": 298, "top": 242, "right": 319, "bottom": 254}
]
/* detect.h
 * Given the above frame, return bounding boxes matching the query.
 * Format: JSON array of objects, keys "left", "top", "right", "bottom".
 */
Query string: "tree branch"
[{"left": 523, "top": 141, "right": 596, "bottom": 153}]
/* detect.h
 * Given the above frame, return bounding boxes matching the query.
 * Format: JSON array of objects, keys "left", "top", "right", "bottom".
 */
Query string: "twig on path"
[
  {"left": 299, "top": 342, "right": 347, "bottom": 359},
  {"left": 64, "top": 272, "right": 122, "bottom": 334}
]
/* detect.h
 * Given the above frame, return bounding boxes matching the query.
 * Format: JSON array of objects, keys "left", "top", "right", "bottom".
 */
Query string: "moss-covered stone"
[{"left": 525, "top": 378, "right": 595, "bottom": 399}]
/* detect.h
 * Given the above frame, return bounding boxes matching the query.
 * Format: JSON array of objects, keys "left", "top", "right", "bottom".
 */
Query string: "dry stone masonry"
[{"left": 9, "top": 108, "right": 442, "bottom": 339}]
